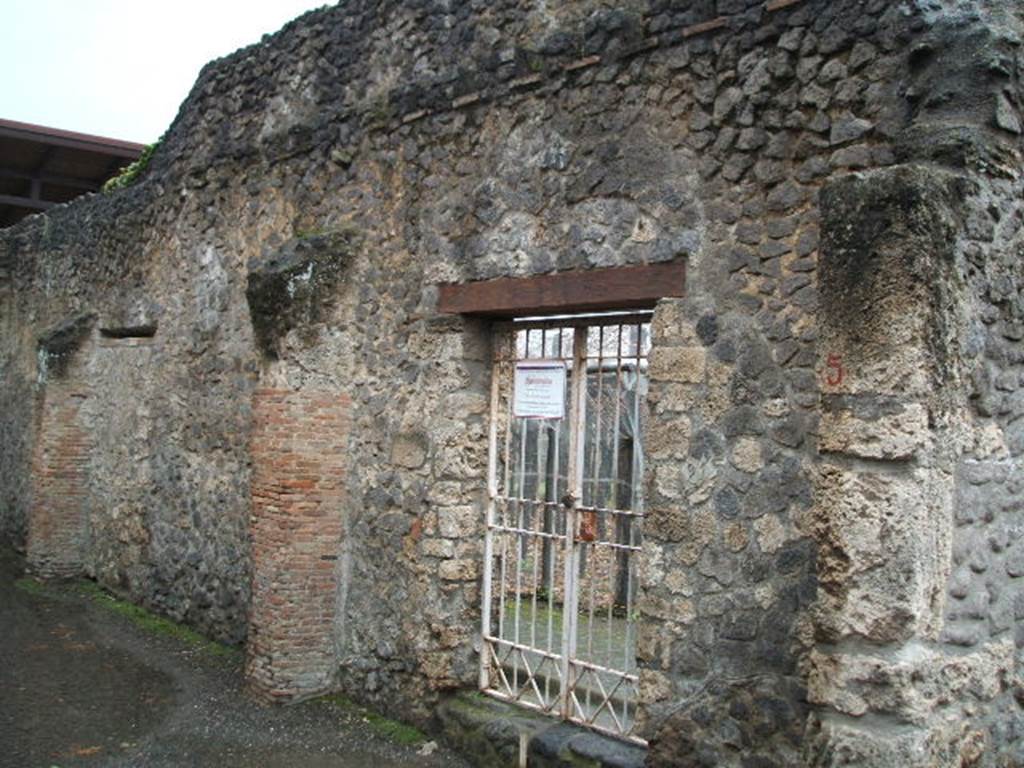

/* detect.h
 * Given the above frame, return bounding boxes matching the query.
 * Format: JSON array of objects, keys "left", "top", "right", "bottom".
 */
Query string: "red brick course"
[
  {"left": 27, "top": 385, "right": 91, "bottom": 579},
  {"left": 245, "top": 388, "right": 350, "bottom": 701}
]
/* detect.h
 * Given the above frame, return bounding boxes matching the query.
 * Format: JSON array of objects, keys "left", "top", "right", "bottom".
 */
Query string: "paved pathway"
[{"left": 0, "top": 549, "right": 468, "bottom": 768}]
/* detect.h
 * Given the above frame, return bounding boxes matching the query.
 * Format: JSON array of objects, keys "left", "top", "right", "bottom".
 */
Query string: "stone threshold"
[{"left": 438, "top": 692, "right": 646, "bottom": 768}]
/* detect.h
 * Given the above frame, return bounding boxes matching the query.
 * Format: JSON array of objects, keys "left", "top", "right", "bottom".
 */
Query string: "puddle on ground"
[{"left": 2, "top": 585, "right": 177, "bottom": 768}]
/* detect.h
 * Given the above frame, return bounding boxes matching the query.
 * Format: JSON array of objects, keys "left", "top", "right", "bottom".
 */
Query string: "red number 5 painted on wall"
[{"left": 824, "top": 353, "right": 844, "bottom": 387}]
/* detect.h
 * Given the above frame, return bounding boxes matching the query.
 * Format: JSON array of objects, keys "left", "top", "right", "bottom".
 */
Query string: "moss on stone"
[
  {"left": 313, "top": 693, "right": 426, "bottom": 746},
  {"left": 245, "top": 229, "right": 360, "bottom": 359},
  {"left": 15, "top": 576, "right": 238, "bottom": 658},
  {"left": 37, "top": 313, "right": 95, "bottom": 379},
  {"left": 13, "top": 576, "right": 49, "bottom": 596}
]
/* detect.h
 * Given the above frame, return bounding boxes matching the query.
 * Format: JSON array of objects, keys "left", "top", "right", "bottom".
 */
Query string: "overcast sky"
[{"left": 2, "top": 1, "right": 332, "bottom": 144}]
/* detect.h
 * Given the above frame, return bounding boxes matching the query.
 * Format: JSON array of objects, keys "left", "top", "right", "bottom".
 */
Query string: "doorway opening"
[{"left": 479, "top": 312, "right": 650, "bottom": 744}]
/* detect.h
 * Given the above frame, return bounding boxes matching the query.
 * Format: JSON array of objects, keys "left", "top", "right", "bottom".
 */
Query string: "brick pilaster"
[
  {"left": 245, "top": 388, "right": 349, "bottom": 701},
  {"left": 27, "top": 385, "right": 91, "bottom": 578}
]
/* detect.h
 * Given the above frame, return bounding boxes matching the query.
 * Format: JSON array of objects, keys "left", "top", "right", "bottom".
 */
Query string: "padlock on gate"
[
  {"left": 578, "top": 510, "right": 597, "bottom": 542},
  {"left": 563, "top": 492, "right": 596, "bottom": 542}
]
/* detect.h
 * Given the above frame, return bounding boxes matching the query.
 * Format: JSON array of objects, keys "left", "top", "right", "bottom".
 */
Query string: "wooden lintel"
[
  {"left": 765, "top": 0, "right": 804, "bottom": 11},
  {"left": 452, "top": 92, "right": 481, "bottom": 109},
  {"left": 682, "top": 16, "right": 728, "bottom": 37},
  {"left": 509, "top": 73, "right": 544, "bottom": 91},
  {"left": 438, "top": 260, "right": 686, "bottom": 318},
  {"left": 564, "top": 55, "right": 601, "bottom": 72},
  {"left": 401, "top": 109, "right": 430, "bottom": 124}
]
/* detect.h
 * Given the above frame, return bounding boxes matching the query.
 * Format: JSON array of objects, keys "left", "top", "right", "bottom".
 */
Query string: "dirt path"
[{"left": 0, "top": 550, "right": 468, "bottom": 768}]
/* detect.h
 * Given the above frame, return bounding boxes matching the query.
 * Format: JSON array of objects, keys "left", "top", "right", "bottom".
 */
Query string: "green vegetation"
[
  {"left": 14, "top": 575, "right": 238, "bottom": 659},
  {"left": 498, "top": 596, "right": 635, "bottom": 672},
  {"left": 314, "top": 694, "right": 426, "bottom": 746},
  {"left": 504, "top": 595, "right": 565, "bottom": 629},
  {"left": 14, "top": 576, "right": 49, "bottom": 596},
  {"left": 102, "top": 140, "right": 160, "bottom": 192}
]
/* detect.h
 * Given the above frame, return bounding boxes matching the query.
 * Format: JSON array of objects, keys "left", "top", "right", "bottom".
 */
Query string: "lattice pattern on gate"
[{"left": 480, "top": 314, "right": 650, "bottom": 745}]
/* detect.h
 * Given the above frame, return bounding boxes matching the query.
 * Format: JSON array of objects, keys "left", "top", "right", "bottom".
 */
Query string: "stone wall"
[
  {"left": 948, "top": 167, "right": 1024, "bottom": 766},
  {"left": 0, "top": 0, "right": 1021, "bottom": 765},
  {"left": 0, "top": 251, "right": 32, "bottom": 548},
  {"left": 0, "top": 170, "right": 256, "bottom": 642},
  {"left": 799, "top": 4, "right": 1024, "bottom": 764}
]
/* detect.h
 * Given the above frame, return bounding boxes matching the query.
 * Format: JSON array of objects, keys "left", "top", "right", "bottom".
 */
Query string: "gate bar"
[
  {"left": 479, "top": 337, "right": 503, "bottom": 690},
  {"left": 560, "top": 327, "right": 588, "bottom": 720}
]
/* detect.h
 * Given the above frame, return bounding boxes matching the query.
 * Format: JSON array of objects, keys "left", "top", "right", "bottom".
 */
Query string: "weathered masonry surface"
[
  {"left": 246, "top": 388, "right": 350, "bottom": 700},
  {"left": 1, "top": 0, "right": 1022, "bottom": 765}
]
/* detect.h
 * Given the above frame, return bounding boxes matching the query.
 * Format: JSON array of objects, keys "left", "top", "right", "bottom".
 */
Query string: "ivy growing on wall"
[{"left": 102, "top": 140, "right": 160, "bottom": 192}]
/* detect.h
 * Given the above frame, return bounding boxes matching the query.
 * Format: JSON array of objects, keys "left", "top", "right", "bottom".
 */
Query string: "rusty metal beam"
[{"left": 438, "top": 260, "right": 686, "bottom": 318}]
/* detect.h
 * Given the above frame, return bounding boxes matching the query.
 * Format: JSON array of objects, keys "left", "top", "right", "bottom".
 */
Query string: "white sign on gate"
[{"left": 513, "top": 361, "right": 566, "bottom": 419}]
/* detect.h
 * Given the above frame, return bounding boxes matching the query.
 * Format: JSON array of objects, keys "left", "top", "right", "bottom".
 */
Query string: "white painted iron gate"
[{"left": 480, "top": 313, "right": 650, "bottom": 744}]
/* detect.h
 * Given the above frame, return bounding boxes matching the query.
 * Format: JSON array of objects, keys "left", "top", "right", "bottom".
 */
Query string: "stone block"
[
  {"left": 818, "top": 402, "right": 929, "bottom": 460},
  {"left": 421, "top": 538, "right": 455, "bottom": 559},
  {"left": 723, "top": 522, "right": 748, "bottom": 552},
  {"left": 812, "top": 465, "right": 952, "bottom": 643},
  {"left": 391, "top": 431, "right": 429, "bottom": 469},
  {"left": 646, "top": 506, "right": 715, "bottom": 565},
  {"left": 808, "top": 649, "right": 913, "bottom": 724},
  {"left": 754, "top": 515, "right": 786, "bottom": 554},
  {"left": 649, "top": 346, "right": 707, "bottom": 384},
  {"left": 818, "top": 166, "right": 964, "bottom": 397},
  {"left": 436, "top": 505, "right": 479, "bottom": 538},
  {"left": 806, "top": 641, "right": 1013, "bottom": 763},
  {"left": 647, "top": 416, "right": 691, "bottom": 460},
  {"left": 804, "top": 716, "right": 936, "bottom": 768},
  {"left": 729, "top": 437, "right": 764, "bottom": 473},
  {"left": 439, "top": 558, "right": 478, "bottom": 581},
  {"left": 427, "top": 481, "right": 469, "bottom": 506}
]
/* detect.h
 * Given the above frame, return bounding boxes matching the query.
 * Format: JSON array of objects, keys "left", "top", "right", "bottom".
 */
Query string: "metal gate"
[{"left": 480, "top": 313, "right": 650, "bottom": 744}]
